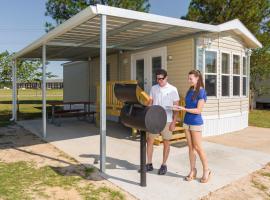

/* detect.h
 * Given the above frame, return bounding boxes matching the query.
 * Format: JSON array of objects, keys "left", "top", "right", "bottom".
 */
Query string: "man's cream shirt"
[{"left": 150, "top": 83, "right": 180, "bottom": 122}]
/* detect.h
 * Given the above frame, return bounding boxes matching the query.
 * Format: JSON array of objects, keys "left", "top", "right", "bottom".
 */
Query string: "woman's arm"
[{"left": 177, "top": 99, "right": 205, "bottom": 114}]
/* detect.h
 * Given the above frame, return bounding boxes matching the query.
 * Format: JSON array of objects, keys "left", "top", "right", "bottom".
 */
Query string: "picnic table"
[{"left": 48, "top": 101, "right": 96, "bottom": 126}]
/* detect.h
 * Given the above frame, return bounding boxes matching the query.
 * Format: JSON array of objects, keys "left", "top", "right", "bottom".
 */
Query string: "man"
[{"left": 146, "top": 69, "right": 179, "bottom": 175}]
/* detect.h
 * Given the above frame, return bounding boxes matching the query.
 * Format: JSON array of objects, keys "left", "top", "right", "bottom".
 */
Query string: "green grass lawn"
[
  {"left": 0, "top": 89, "right": 63, "bottom": 97},
  {"left": 0, "top": 161, "right": 124, "bottom": 200},
  {"left": 0, "top": 89, "right": 127, "bottom": 199},
  {"left": 249, "top": 109, "right": 270, "bottom": 128},
  {"left": 0, "top": 89, "right": 63, "bottom": 127},
  {"left": 1, "top": 89, "right": 270, "bottom": 128}
]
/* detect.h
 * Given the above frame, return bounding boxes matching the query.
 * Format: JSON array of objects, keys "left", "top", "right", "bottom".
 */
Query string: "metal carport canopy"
[
  {"left": 12, "top": 4, "right": 219, "bottom": 61},
  {"left": 11, "top": 4, "right": 262, "bottom": 174},
  {"left": 11, "top": 4, "right": 218, "bottom": 174}
]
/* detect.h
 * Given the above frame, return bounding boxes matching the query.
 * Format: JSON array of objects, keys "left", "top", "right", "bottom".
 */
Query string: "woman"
[{"left": 174, "top": 69, "right": 211, "bottom": 183}]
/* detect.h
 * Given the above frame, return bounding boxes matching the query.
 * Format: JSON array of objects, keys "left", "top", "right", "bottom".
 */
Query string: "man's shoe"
[
  {"left": 138, "top": 163, "right": 153, "bottom": 172},
  {"left": 158, "top": 164, "right": 167, "bottom": 175},
  {"left": 146, "top": 163, "right": 154, "bottom": 171}
]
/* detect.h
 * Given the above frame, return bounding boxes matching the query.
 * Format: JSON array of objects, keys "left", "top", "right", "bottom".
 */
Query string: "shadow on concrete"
[
  {"left": 18, "top": 119, "right": 140, "bottom": 143},
  {"left": 80, "top": 154, "right": 185, "bottom": 186}
]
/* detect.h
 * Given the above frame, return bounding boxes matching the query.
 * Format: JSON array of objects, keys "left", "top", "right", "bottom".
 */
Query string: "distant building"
[
  {"left": 17, "top": 79, "right": 63, "bottom": 89},
  {"left": 256, "top": 78, "right": 270, "bottom": 109}
]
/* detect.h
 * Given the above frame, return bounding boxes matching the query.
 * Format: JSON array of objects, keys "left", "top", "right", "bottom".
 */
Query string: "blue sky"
[{"left": 0, "top": 0, "right": 190, "bottom": 78}]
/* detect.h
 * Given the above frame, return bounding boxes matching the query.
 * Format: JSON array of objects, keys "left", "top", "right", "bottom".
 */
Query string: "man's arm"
[
  {"left": 172, "top": 100, "right": 179, "bottom": 123},
  {"left": 148, "top": 87, "right": 154, "bottom": 106},
  {"left": 147, "top": 98, "right": 153, "bottom": 106},
  {"left": 169, "top": 100, "right": 179, "bottom": 131},
  {"left": 169, "top": 88, "right": 180, "bottom": 131}
]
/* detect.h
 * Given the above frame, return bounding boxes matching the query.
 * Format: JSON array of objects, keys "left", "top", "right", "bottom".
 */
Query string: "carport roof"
[{"left": 13, "top": 4, "right": 262, "bottom": 61}]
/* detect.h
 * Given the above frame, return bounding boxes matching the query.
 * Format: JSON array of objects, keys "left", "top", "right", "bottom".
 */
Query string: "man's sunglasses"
[{"left": 156, "top": 77, "right": 166, "bottom": 81}]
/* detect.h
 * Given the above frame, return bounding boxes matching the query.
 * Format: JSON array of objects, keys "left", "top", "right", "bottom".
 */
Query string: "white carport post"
[
  {"left": 100, "top": 14, "right": 107, "bottom": 173},
  {"left": 11, "top": 59, "right": 17, "bottom": 121},
  {"left": 42, "top": 44, "right": 47, "bottom": 138}
]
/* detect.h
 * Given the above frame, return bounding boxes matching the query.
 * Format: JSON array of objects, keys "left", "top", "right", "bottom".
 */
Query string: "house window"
[
  {"left": 197, "top": 48, "right": 204, "bottom": 72},
  {"left": 106, "top": 63, "right": 110, "bottom": 81},
  {"left": 221, "top": 53, "right": 230, "bottom": 96},
  {"left": 205, "top": 50, "right": 217, "bottom": 96},
  {"left": 233, "top": 55, "right": 240, "bottom": 96},
  {"left": 242, "top": 57, "right": 247, "bottom": 96}
]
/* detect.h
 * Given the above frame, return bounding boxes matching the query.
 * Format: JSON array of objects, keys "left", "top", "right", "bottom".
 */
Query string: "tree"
[
  {"left": 182, "top": 0, "right": 270, "bottom": 109},
  {"left": 0, "top": 50, "right": 57, "bottom": 115},
  {"left": 0, "top": 51, "right": 55, "bottom": 86},
  {"left": 0, "top": 51, "right": 12, "bottom": 88},
  {"left": 45, "top": 0, "right": 150, "bottom": 31}
]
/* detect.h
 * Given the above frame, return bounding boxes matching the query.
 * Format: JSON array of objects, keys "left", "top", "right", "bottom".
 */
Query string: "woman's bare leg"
[
  {"left": 185, "top": 129, "right": 196, "bottom": 177},
  {"left": 191, "top": 131, "right": 209, "bottom": 179}
]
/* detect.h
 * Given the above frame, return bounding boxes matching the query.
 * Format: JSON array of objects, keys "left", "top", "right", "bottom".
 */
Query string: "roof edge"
[
  {"left": 96, "top": 5, "right": 262, "bottom": 49},
  {"left": 96, "top": 4, "right": 218, "bottom": 32},
  {"left": 218, "top": 19, "right": 262, "bottom": 48}
]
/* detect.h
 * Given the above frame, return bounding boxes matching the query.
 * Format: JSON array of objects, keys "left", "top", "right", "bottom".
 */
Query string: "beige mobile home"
[
  {"left": 62, "top": 14, "right": 261, "bottom": 137},
  {"left": 11, "top": 4, "right": 262, "bottom": 171}
]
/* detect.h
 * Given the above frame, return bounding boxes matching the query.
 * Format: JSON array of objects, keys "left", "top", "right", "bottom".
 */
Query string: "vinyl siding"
[
  {"left": 89, "top": 54, "right": 120, "bottom": 102},
  {"left": 167, "top": 38, "right": 194, "bottom": 98}
]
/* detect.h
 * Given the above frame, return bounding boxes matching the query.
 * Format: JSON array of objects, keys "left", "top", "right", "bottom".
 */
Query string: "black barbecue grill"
[{"left": 114, "top": 83, "right": 167, "bottom": 186}]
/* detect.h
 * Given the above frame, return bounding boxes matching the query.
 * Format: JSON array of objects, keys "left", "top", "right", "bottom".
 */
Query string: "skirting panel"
[{"left": 203, "top": 112, "right": 249, "bottom": 137}]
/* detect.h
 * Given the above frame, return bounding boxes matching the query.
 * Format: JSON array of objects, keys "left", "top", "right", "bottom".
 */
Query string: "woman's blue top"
[{"left": 183, "top": 88, "right": 207, "bottom": 125}]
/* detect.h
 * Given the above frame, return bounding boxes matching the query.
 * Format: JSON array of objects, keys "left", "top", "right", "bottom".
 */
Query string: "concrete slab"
[
  {"left": 205, "top": 126, "right": 270, "bottom": 154},
  {"left": 18, "top": 119, "right": 270, "bottom": 200}
]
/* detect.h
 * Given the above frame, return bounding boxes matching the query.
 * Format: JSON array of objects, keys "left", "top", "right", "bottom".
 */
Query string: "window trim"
[
  {"left": 220, "top": 51, "right": 231, "bottom": 98},
  {"left": 232, "top": 53, "right": 241, "bottom": 97},
  {"left": 204, "top": 48, "right": 219, "bottom": 98},
  {"left": 242, "top": 56, "right": 248, "bottom": 97},
  {"left": 242, "top": 56, "right": 248, "bottom": 76}
]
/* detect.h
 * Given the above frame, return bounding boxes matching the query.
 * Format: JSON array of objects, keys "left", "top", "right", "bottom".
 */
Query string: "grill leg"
[{"left": 140, "top": 130, "right": 146, "bottom": 187}]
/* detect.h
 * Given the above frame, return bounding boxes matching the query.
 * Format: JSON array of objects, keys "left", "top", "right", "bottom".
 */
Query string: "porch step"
[
  {"left": 154, "top": 132, "right": 186, "bottom": 146},
  {"left": 131, "top": 126, "right": 186, "bottom": 145},
  {"left": 174, "top": 126, "right": 185, "bottom": 132}
]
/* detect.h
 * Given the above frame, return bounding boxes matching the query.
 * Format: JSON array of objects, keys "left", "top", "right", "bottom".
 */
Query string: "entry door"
[{"left": 131, "top": 47, "right": 167, "bottom": 93}]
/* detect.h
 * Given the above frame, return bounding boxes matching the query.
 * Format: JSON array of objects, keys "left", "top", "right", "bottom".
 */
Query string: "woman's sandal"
[
  {"left": 200, "top": 169, "right": 212, "bottom": 183},
  {"left": 184, "top": 168, "right": 197, "bottom": 181}
]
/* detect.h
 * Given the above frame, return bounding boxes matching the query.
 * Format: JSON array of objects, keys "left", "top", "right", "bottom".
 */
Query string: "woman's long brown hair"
[{"left": 188, "top": 69, "right": 204, "bottom": 100}]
